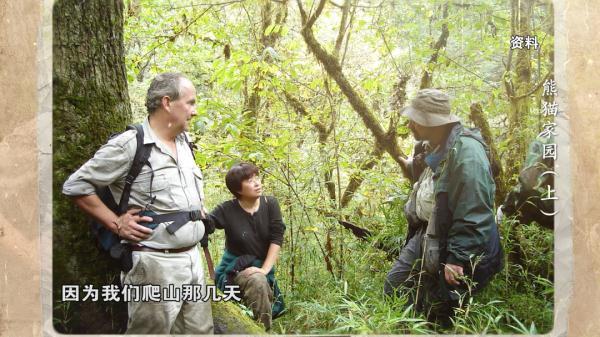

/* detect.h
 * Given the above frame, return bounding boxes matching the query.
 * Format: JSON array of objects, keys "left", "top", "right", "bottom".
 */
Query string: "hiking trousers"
[
  {"left": 121, "top": 246, "right": 214, "bottom": 334},
  {"left": 234, "top": 272, "right": 274, "bottom": 330},
  {"left": 384, "top": 229, "right": 424, "bottom": 297}
]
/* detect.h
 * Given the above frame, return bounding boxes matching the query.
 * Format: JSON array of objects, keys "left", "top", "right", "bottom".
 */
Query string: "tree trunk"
[
  {"left": 53, "top": 2, "right": 266, "bottom": 333},
  {"left": 243, "top": 0, "right": 289, "bottom": 133},
  {"left": 469, "top": 103, "right": 506, "bottom": 203},
  {"left": 505, "top": 0, "right": 534, "bottom": 184},
  {"left": 502, "top": 0, "right": 536, "bottom": 267},
  {"left": 53, "top": 0, "right": 131, "bottom": 333}
]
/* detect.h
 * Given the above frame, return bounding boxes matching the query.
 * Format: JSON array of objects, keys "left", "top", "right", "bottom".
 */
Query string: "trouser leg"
[
  {"left": 234, "top": 272, "right": 273, "bottom": 330},
  {"left": 126, "top": 300, "right": 180, "bottom": 334},
  {"left": 122, "top": 247, "right": 213, "bottom": 334},
  {"left": 384, "top": 231, "right": 453, "bottom": 323},
  {"left": 170, "top": 247, "right": 213, "bottom": 334},
  {"left": 122, "top": 251, "right": 181, "bottom": 334},
  {"left": 384, "top": 231, "right": 423, "bottom": 297}
]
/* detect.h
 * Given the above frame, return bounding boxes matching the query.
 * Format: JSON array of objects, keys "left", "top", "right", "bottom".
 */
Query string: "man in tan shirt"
[{"left": 63, "top": 72, "right": 213, "bottom": 334}]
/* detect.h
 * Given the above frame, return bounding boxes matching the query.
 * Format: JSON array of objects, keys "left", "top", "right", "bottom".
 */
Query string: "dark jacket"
[{"left": 428, "top": 124, "right": 503, "bottom": 287}]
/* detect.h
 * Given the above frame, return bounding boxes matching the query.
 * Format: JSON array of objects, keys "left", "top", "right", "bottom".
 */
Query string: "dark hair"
[{"left": 225, "top": 163, "right": 259, "bottom": 198}]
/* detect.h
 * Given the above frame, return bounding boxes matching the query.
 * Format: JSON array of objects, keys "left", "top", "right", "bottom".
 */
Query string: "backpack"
[
  {"left": 91, "top": 124, "right": 153, "bottom": 256},
  {"left": 501, "top": 136, "right": 554, "bottom": 229},
  {"left": 91, "top": 124, "right": 198, "bottom": 257}
]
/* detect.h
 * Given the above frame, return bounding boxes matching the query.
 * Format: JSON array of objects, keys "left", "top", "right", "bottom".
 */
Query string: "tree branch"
[
  {"left": 508, "top": 71, "right": 552, "bottom": 100},
  {"left": 388, "top": 74, "right": 410, "bottom": 135},
  {"left": 441, "top": 52, "right": 499, "bottom": 88},
  {"left": 340, "top": 1, "right": 357, "bottom": 67},
  {"left": 297, "top": 0, "right": 327, "bottom": 28},
  {"left": 284, "top": 91, "right": 330, "bottom": 140},
  {"left": 284, "top": 92, "right": 336, "bottom": 201},
  {"left": 334, "top": 0, "right": 351, "bottom": 58},
  {"left": 340, "top": 145, "right": 384, "bottom": 208},
  {"left": 138, "top": 6, "right": 213, "bottom": 61},
  {"left": 297, "top": 0, "right": 407, "bottom": 169},
  {"left": 419, "top": 2, "right": 450, "bottom": 89}
]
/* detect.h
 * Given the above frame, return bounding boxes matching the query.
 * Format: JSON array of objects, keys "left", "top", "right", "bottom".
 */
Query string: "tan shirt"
[
  {"left": 415, "top": 166, "right": 435, "bottom": 223},
  {"left": 63, "top": 119, "right": 206, "bottom": 249}
]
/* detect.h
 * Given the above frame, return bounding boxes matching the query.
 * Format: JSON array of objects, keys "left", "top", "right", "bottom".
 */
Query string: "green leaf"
[{"left": 264, "top": 23, "right": 277, "bottom": 36}]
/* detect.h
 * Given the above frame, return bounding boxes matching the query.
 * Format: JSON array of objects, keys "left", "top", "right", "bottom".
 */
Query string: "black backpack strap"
[
  {"left": 184, "top": 132, "right": 197, "bottom": 160},
  {"left": 117, "top": 124, "right": 153, "bottom": 215}
]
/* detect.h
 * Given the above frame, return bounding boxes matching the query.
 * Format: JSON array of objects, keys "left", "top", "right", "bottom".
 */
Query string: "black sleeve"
[
  {"left": 266, "top": 196, "right": 285, "bottom": 246},
  {"left": 208, "top": 202, "right": 228, "bottom": 230},
  {"left": 409, "top": 141, "right": 428, "bottom": 183}
]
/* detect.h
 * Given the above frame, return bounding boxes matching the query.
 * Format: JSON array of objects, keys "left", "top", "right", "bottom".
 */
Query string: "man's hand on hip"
[{"left": 115, "top": 208, "right": 154, "bottom": 242}]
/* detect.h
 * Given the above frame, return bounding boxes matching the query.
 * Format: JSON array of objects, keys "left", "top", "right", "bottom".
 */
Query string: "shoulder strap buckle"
[{"left": 189, "top": 210, "right": 202, "bottom": 221}]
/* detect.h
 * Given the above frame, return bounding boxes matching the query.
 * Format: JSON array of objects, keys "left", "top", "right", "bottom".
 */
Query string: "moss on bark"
[{"left": 53, "top": 0, "right": 131, "bottom": 332}]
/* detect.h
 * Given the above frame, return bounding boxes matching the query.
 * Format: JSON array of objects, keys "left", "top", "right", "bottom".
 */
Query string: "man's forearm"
[{"left": 73, "top": 194, "right": 119, "bottom": 234}]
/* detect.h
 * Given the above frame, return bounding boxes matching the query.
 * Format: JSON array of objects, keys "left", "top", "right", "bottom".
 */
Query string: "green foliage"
[
  {"left": 268, "top": 202, "right": 553, "bottom": 334},
  {"left": 121, "top": 0, "right": 554, "bottom": 334}
]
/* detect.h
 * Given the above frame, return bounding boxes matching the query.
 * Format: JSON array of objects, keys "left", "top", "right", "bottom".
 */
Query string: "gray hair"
[{"left": 145, "top": 72, "right": 185, "bottom": 114}]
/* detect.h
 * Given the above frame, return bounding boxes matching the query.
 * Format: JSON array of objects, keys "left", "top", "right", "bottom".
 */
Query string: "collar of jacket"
[
  {"left": 424, "top": 122, "right": 463, "bottom": 171},
  {"left": 142, "top": 117, "right": 186, "bottom": 145}
]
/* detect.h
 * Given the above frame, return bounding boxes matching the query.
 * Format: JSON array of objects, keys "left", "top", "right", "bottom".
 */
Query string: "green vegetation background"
[{"left": 56, "top": 0, "right": 556, "bottom": 334}]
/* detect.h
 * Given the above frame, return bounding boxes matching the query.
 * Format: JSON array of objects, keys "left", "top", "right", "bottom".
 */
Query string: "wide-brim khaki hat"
[{"left": 401, "top": 88, "right": 460, "bottom": 127}]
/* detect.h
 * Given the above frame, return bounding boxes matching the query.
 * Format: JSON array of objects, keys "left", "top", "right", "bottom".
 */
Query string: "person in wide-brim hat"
[
  {"left": 401, "top": 88, "right": 460, "bottom": 145},
  {"left": 385, "top": 88, "right": 502, "bottom": 327},
  {"left": 401, "top": 88, "right": 460, "bottom": 127}
]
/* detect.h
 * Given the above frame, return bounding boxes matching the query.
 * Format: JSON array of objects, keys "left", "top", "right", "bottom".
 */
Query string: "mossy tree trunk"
[
  {"left": 243, "top": 0, "right": 289, "bottom": 137},
  {"left": 52, "top": 1, "right": 265, "bottom": 333},
  {"left": 297, "top": 0, "right": 408, "bottom": 174},
  {"left": 505, "top": 0, "right": 534, "bottom": 185},
  {"left": 469, "top": 102, "right": 506, "bottom": 204},
  {"left": 53, "top": 0, "right": 131, "bottom": 333},
  {"left": 500, "top": 0, "right": 538, "bottom": 267}
]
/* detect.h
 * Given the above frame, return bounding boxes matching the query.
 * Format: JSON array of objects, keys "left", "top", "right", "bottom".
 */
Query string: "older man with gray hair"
[
  {"left": 63, "top": 72, "right": 214, "bottom": 334},
  {"left": 384, "top": 89, "right": 503, "bottom": 324}
]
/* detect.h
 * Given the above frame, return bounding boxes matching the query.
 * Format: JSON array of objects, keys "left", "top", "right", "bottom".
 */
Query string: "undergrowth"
[{"left": 269, "top": 202, "right": 553, "bottom": 334}]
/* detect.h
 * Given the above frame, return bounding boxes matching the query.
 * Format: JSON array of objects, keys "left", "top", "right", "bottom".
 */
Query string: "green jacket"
[{"left": 427, "top": 123, "right": 499, "bottom": 268}]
